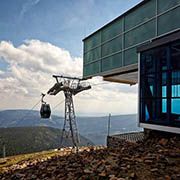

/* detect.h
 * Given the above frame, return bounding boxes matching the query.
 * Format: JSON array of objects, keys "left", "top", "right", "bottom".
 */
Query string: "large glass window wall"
[{"left": 140, "top": 40, "right": 180, "bottom": 127}]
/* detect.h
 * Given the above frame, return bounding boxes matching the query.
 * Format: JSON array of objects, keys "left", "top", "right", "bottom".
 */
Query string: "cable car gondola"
[{"left": 40, "top": 93, "right": 51, "bottom": 119}]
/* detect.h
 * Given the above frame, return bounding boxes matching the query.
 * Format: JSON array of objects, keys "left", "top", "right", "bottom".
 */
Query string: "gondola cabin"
[{"left": 40, "top": 103, "right": 51, "bottom": 119}]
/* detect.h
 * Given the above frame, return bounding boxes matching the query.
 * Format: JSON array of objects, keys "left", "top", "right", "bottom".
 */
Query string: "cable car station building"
[{"left": 82, "top": 0, "right": 180, "bottom": 134}]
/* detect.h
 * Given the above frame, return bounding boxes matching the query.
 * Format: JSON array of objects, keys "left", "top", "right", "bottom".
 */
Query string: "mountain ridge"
[
  {"left": 0, "top": 126, "right": 93, "bottom": 157},
  {"left": 0, "top": 109, "right": 141, "bottom": 145}
]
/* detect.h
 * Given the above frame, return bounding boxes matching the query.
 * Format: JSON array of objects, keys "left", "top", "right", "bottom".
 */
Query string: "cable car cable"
[
  {"left": 18, "top": 99, "right": 41, "bottom": 123},
  {"left": 52, "top": 99, "right": 65, "bottom": 110}
]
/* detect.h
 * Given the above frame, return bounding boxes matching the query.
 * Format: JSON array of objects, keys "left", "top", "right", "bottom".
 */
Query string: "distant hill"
[
  {"left": 0, "top": 110, "right": 142, "bottom": 145},
  {"left": 77, "top": 114, "right": 142, "bottom": 145},
  {"left": 0, "top": 126, "right": 93, "bottom": 157},
  {"left": 0, "top": 110, "right": 62, "bottom": 129}
]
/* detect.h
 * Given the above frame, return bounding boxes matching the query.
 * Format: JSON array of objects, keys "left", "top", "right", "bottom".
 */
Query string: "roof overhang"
[
  {"left": 103, "top": 71, "right": 138, "bottom": 85},
  {"left": 102, "top": 64, "right": 138, "bottom": 85}
]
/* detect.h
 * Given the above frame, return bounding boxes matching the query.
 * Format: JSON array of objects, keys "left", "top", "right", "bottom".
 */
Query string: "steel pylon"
[
  {"left": 47, "top": 75, "right": 91, "bottom": 151},
  {"left": 60, "top": 90, "right": 79, "bottom": 149}
]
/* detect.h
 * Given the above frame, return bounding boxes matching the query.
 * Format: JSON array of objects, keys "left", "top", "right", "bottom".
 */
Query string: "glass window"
[
  {"left": 125, "top": 20, "right": 156, "bottom": 48},
  {"left": 140, "top": 39, "right": 180, "bottom": 126},
  {"left": 172, "top": 69, "right": 180, "bottom": 98},
  {"left": 162, "top": 86, "right": 167, "bottom": 98},
  {"left": 102, "top": 36, "right": 122, "bottom": 57},
  {"left": 140, "top": 40, "right": 180, "bottom": 127},
  {"left": 125, "top": 0, "right": 156, "bottom": 30},
  {"left": 145, "top": 54, "right": 155, "bottom": 74},
  {"left": 102, "top": 53, "right": 122, "bottom": 71},
  {"left": 102, "top": 20, "right": 122, "bottom": 42},
  {"left": 147, "top": 74, "right": 155, "bottom": 97},
  {"left": 124, "top": 47, "right": 138, "bottom": 65},
  {"left": 84, "top": 32, "right": 101, "bottom": 52},
  {"left": 172, "top": 84, "right": 180, "bottom": 98},
  {"left": 172, "top": 99, "right": 180, "bottom": 114},
  {"left": 158, "top": 6, "right": 180, "bottom": 36},
  {"left": 84, "top": 47, "right": 101, "bottom": 64},
  {"left": 162, "top": 99, "right": 167, "bottom": 113},
  {"left": 162, "top": 72, "right": 167, "bottom": 98},
  {"left": 145, "top": 105, "right": 150, "bottom": 122},
  {"left": 171, "top": 42, "right": 180, "bottom": 70},
  {"left": 158, "top": 0, "right": 180, "bottom": 14}
]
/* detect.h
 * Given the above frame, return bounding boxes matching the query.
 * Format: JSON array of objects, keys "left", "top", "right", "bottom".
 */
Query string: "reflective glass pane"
[
  {"left": 157, "top": 48, "right": 167, "bottom": 71},
  {"left": 125, "top": 20, "right": 155, "bottom": 48},
  {"left": 84, "top": 47, "right": 101, "bottom": 64},
  {"left": 162, "top": 86, "right": 167, "bottom": 98},
  {"left": 172, "top": 99, "right": 180, "bottom": 115},
  {"left": 158, "top": 0, "right": 180, "bottom": 14},
  {"left": 124, "top": 47, "right": 137, "bottom": 65},
  {"left": 102, "top": 53, "right": 122, "bottom": 71},
  {"left": 172, "top": 85, "right": 180, "bottom": 98},
  {"left": 144, "top": 74, "right": 156, "bottom": 98},
  {"left": 171, "top": 42, "right": 180, "bottom": 70},
  {"left": 83, "top": 61, "right": 100, "bottom": 76},
  {"left": 172, "top": 71, "right": 180, "bottom": 97},
  {"left": 84, "top": 32, "right": 101, "bottom": 52},
  {"left": 102, "top": 20, "right": 122, "bottom": 42},
  {"left": 102, "top": 36, "right": 122, "bottom": 57},
  {"left": 162, "top": 99, "right": 167, "bottom": 113},
  {"left": 145, "top": 105, "right": 150, "bottom": 121},
  {"left": 125, "top": 0, "right": 155, "bottom": 30},
  {"left": 145, "top": 53, "right": 155, "bottom": 74},
  {"left": 158, "top": 6, "right": 180, "bottom": 36},
  {"left": 162, "top": 72, "right": 167, "bottom": 98},
  {"left": 144, "top": 99, "right": 155, "bottom": 120}
]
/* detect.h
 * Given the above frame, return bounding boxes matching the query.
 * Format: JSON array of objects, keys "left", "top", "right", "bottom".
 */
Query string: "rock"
[
  {"left": 165, "top": 157, "right": 177, "bottom": 165},
  {"left": 0, "top": 137, "right": 179, "bottom": 180},
  {"left": 122, "top": 157, "right": 133, "bottom": 161},
  {"left": 144, "top": 160, "right": 153, "bottom": 164},
  {"left": 135, "top": 158, "right": 143, "bottom": 163},
  {"left": 110, "top": 177, "right": 118, "bottom": 180},
  {"left": 127, "top": 165, "right": 131, "bottom": 169},
  {"left": 130, "top": 172, "right": 135, "bottom": 178},
  {"left": 109, "top": 174, "right": 115, "bottom": 178},
  {"left": 31, "top": 174, "right": 37, "bottom": 179},
  {"left": 0, "top": 159, "right": 7, "bottom": 165},
  {"left": 150, "top": 168, "right": 158, "bottom": 172},
  {"left": 98, "top": 171, "right": 106, "bottom": 177},
  {"left": 14, "top": 173, "right": 26, "bottom": 178},
  {"left": 169, "top": 152, "right": 180, "bottom": 157},
  {"left": 84, "top": 169, "right": 93, "bottom": 174},
  {"left": 120, "top": 167, "right": 127, "bottom": 171},
  {"left": 159, "top": 138, "right": 168, "bottom": 146},
  {"left": 165, "top": 175, "right": 171, "bottom": 180}
]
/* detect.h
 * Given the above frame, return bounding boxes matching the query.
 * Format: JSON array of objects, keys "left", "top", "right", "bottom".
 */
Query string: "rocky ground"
[{"left": 0, "top": 133, "right": 179, "bottom": 180}]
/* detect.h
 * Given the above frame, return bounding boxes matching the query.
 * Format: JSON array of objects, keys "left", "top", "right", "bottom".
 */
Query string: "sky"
[{"left": 0, "top": 0, "right": 142, "bottom": 116}]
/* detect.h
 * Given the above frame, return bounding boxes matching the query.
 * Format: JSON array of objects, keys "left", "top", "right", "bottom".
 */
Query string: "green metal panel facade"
[{"left": 83, "top": 0, "right": 180, "bottom": 78}]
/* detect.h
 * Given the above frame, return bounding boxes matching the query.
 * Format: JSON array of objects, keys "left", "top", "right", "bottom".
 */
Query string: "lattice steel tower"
[{"left": 47, "top": 75, "right": 91, "bottom": 150}]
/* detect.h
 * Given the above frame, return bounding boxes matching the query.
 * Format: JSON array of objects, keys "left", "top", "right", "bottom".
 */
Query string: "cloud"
[
  {"left": 20, "top": 0, "right": 40, "bottom": 19},
  {"left": 0, "top": 70, "right": 4, "bottom": 75},
  {"left": 0, "top": 40, "right": 137, "bottom": 115}
]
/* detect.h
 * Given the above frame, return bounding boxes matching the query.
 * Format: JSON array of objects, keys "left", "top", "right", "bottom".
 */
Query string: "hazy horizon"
[{"left": 0, "top": 108, "right": 137, "bottom": 117}]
